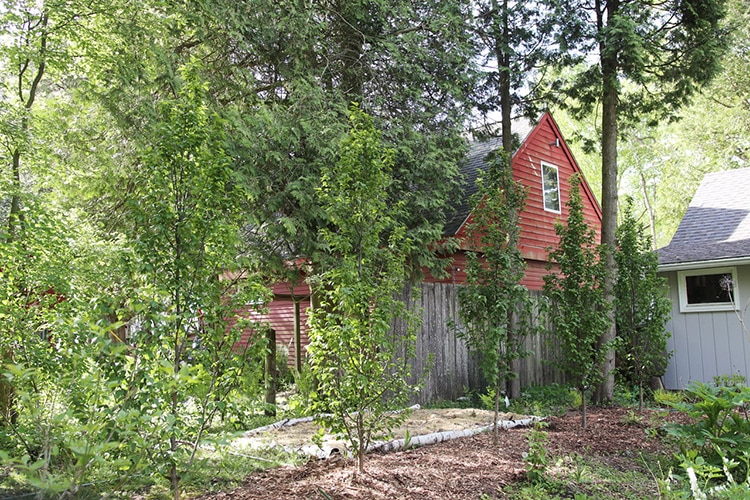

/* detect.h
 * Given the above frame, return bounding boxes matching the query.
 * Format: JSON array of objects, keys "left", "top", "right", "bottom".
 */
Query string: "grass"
[{"left": 180, "top": 445, "right": 307, "bottom": 498}]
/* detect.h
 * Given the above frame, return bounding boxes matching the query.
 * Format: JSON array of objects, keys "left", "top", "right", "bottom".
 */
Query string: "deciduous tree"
[
  {"left": 455, "top": 150, "right": 536, "bottom": 440},
  {"left": 307, "top": 106, "right": 420, "bottom": 473},
  {"left": 123, "top": 66, "right": 267, "bottom": 499},
  {"left": 543, "top": 176, "right": 610, "bottom": 428},
  {"left": 615, "top": 198, "right": 672, "bottom": 410}
]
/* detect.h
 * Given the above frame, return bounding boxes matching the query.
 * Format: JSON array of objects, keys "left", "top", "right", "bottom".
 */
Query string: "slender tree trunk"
[
  {"left": 638, "top": 382, "right": 644, "bottom": 411},
  {"left": 507, "top": 309, "right": 521, "bottom": 399},
  {"left": 493, "top": 0, "right": 513, "bottom": 155},
  {"left": 293, "top": 299, "right": 302, "bottom": 373},
  {"left": 357, "top": 413, "right": 365, "bottom": 473},
  {"left": 265, "top": 328, "right": 277, "bottom": 416},
  {"left": 1, "top": 12, "right": 48, "bottom": 427},
  {"left": 493, "top": 381, "right": 502, "bottom": 445},
  {"left": 594, "top": 1, "right": 619, "bottom": 404},
  {"left": 8, "top": 149, "right": 25, "bottom": 240},
  {"left": 639, "top": 170, "right": 657, "bottom": 250},
  {"left": 581, "top": 387, "right": 587, "bottom": 429}
]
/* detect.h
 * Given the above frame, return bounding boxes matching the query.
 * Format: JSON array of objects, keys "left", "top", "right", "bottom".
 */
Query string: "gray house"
[{"left": 658, "top": 167, "right": 750, "bottom": 389}]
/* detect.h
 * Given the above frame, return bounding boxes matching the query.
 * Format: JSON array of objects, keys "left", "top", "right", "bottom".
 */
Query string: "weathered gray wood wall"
[
  {"left": 516, "top": 290, "right": 567, "bottom": 388},
  {"left": 395, "top": 283, "right": 565, "bottom": 405}
]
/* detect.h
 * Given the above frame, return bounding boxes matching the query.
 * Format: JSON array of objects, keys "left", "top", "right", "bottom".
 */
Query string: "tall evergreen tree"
[
  {"left": 93, "top": 0, "right": 477, "bottom": 282},
  {"left": 470, "top": 0, "right": 560, "bottom": 150},
  {"left": 547, "top": 0, "right": 729, "bottom": 401}
]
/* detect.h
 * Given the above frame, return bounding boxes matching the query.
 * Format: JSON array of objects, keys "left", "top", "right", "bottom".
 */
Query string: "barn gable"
[{"left": 428, "top": 112, "right": 602, "bottom": 290}]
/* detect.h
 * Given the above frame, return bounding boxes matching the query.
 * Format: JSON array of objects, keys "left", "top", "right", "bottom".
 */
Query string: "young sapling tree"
[
  {"left": 614, "top": 198, "right": 672, "bottom": 410},
  {"left": 307, "top": 106, "right": 420, "bottom": 473},
  {"left": 455, "top": 150, "right": 535, "bottom": 442},
  {"left": 543, "top": 176, "right": 611, "bottom": 428}
]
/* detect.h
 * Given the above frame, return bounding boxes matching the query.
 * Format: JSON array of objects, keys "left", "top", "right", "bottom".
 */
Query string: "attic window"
[
  {"left": 541, "top": 162, "right": 561, "bottom": 213},
  {"left": 677, "top": 267, "right": 739, "bottom": 313}
]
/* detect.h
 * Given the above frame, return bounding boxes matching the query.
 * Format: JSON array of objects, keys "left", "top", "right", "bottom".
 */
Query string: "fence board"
[{"left": 395, "top": 283, "right": 566, "bottom": 404}]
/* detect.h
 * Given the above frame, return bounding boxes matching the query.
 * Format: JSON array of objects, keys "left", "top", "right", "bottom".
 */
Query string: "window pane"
[
  {"left": 685, "top": 273, "right": 734, "bottom": 304},
  {"left": 542, "top": 163, "right": 560, "bottom": 212}
]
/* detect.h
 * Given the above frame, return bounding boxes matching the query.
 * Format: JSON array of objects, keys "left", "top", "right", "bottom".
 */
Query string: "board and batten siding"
[{"left": 662, "top": 266, "right": 750, "bottom": 389}]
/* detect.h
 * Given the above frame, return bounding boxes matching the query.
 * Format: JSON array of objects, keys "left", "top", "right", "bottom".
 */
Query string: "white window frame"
[
  {"left": 677, "top": 267, "right": 739, "bottom": 313},
  {"left": 541, "top": 162, "right": 561, "bottom": 213}
]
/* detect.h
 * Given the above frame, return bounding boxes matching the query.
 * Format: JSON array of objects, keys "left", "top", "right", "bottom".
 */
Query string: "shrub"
[
  {"left": 509, "top": 384, "right": 578, "bottom": 416},
  {"left": 653, "top": 388, "right": 683, "bottom": 407},
  {"left": 665, "top": 381, "right": 750, "bottom": 493}
]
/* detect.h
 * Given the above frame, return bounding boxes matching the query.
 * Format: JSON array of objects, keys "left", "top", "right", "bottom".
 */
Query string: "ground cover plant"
[{"left": 664, "top": 379, "right": 750, "bottom": 498}]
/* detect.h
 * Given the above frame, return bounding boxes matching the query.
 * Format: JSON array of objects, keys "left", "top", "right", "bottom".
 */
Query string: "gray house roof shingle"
[
  {"left": 658, "top": 167, "right": 750, "bottom": 266},
  {"left": 443, "top": 120, "right": 535, "bottom": 236}
]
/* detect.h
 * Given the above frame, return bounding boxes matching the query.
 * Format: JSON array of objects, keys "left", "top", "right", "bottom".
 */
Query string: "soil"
[{"left": 194, "top": 406, "right": 689, "bottom": 499}]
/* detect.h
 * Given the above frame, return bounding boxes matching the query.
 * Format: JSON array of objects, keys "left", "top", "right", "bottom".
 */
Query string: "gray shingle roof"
[
  {"left": 658, "top": 167, "right": 750, "bottom": 265},
  {"left": 443, "top": 120, "right": 535, "bottom": 236}
]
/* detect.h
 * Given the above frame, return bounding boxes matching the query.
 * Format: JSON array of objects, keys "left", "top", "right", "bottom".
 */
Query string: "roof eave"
[{"left": 658, "top": 255, "right": 750, "bottom": 272}]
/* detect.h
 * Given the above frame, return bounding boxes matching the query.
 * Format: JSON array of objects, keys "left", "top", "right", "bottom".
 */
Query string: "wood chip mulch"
[{"left": 193, "top": 407, "right": 688, "bottom": 499}]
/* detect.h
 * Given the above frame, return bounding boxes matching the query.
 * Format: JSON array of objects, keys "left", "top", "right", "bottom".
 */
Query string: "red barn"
[
  {"left": 241, "top": 112, "right": 601, "bottom": 368},
  {"left": 233, "top": 278, "right": 311, "bottom": 370},
  {"left": 426, "top": 112, "right": 601, "bottom": 289}
]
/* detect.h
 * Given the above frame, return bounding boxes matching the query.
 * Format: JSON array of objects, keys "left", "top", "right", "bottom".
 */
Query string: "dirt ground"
[{"left": 195, "top": 406, "right": 687, "bottom": 499}]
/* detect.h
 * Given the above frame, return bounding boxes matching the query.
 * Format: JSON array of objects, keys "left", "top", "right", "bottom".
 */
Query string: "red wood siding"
[
  {"left": 235, "top": 284, "right": 312, "bottom": 368},
  {"left": 422, "top": 252, "right": 556, "bottom": 291},
  {"left": 435, "top": 113, "right": 601, "bottom": 291}
]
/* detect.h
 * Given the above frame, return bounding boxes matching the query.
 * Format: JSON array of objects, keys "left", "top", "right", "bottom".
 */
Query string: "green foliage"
[
  {"left": 454, "top": 150, "right": 539, "bottom": 439},
  {"left": 665, "top": 381, "right": 750, "bottom": 493},
  {"left": 509, "top": 384, "right": 580, "bottom": 417},
  {"left": 543, "top": 176, "right": 611, "bottom": 427},
  {"left": 546, "top": 0, "right": 729, "bottom": 405},
  {"left": 713, "top": 374, "right": 747, "bottom": 388},
  {"left": 654, "top": 389, "right": 684, "bottom": 407},
  {"left": 548, "top": 0, "right": 729, "bottom": 128},
  {"left": 478, "top": 387, "right": 497, "bottom": 412},
  {"left": 614, "top": 198, "right": 673, "bottom": 409},
  {"left": 111, "top": 64, "right": 269, "bottom": 497},
  {"left": 171, "top": 0, "right": 474, "bottom": 283},
  {"left": 274, "top": 345, "right": 295, "bottom": 391},
  {"left": 524, "top": 423, "right": 550, "bottom": 485},
  {"left": 285, "top": 363, "right": 317, "bottom": 418},
  {"left": 307, "top": 106, "right": 421, "bottom": 472}
]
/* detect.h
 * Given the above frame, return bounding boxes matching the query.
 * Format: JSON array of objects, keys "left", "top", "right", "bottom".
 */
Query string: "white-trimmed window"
[
  {"left": 541, "top": 162, "right": 561, "bottom": 213},
  {"left": 677, "top": 267, "right": 739, "bottom": 313}
]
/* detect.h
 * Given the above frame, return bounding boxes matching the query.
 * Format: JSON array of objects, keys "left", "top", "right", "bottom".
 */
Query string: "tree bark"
[
  {"left": 1, "top": 10, "right": 49, "bottom": 427},
  {"left": 639, "top": 170, "right": 657, "bottom": 250},
  {"left": 293, "top": 299, "right": 302, "bottom": 373},
  {"left": 493, "top": 0, "right": 513, "bottom": 155},
  {"left": 265, "top": 328, "right": 277, "bottom": 417},
  {"left": 594, "top": 1, "right": 619, "bottom": 404}
]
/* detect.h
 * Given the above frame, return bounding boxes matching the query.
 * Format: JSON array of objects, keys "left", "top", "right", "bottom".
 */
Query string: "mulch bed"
[{"left": 194, "top": 407, "right": 688, "bottom": 499}]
